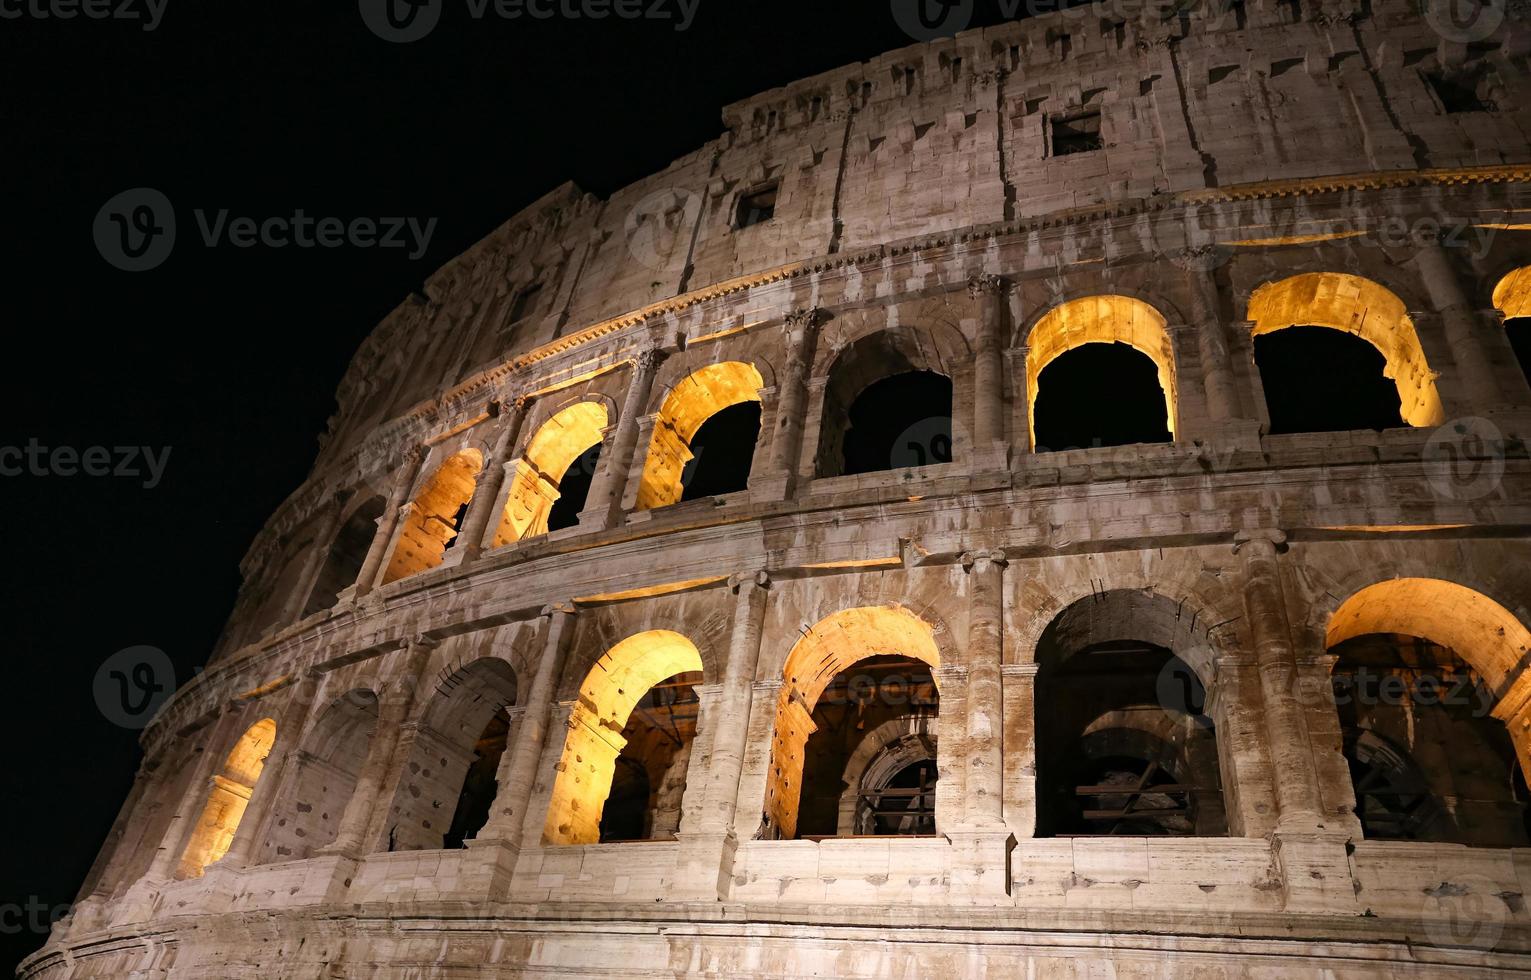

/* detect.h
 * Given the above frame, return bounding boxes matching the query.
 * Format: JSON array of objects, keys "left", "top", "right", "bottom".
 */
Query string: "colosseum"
[{"left": 25, "top": 0, "right": 1531, "bottom": 976}]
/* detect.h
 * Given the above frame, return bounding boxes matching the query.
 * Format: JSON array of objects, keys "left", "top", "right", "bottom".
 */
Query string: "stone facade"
[{"left": 24, "top": 1, "right": 1531, "bottom": 976}]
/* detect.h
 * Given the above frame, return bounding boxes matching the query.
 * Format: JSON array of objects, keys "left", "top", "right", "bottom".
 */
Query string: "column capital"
[
  {"left": 633, "top": 346, "right": 667, "bottom": 374},
  {"left": 967, "top": 273, "right": 1008, "bottom": 298},
  {"left": 729, "top": 570, "right": 771, "bottom": 593},
  {"left": 785, "top": 307, "right": 822, "bottom": 331},
  {"left": 1233, "top": 528, "right": 1288, "bottom": 555},
  {"left": 961, "top": 549, "right": 1009, "bottom": 573}
]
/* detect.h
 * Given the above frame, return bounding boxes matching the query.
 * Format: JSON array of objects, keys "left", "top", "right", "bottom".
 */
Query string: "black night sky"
[{"left": 0, "top": 3, "right": 1046, "bottom": 972}]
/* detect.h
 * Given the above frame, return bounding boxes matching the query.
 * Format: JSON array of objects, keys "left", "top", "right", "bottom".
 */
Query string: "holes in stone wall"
[
  {"left": 1032, "top": 344, "right": 1173, "bottom": 452},
  {"left": 1426, "top": 66, "right": 1498, "bottom": 114},
  {"left": 1254, "top": 327, "right": 1405, "bottom": 434},
  {"left": 1051, "top": 110, "right": 1102, "bottom": 156},
  {"left": 736, "top": 183, "right": 778, "bottom": 229}
]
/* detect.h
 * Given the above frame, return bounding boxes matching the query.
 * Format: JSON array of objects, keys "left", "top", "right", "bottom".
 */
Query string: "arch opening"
[
  {"left": 816, "top": 331, "right": 956, "bottom": 478},
  {"left": 177, "top": 718, "right": 277, "bottom": 879},
  {"left": 1255, "top": 327, "right": 1407, "bottom": 434},
  {"left": 492, "top": 402, "right": 608, "bottom": 547},
  {"left": 544, "top": 630, "right": 705, "bottom": 845},
  {"left": 636, "top": 361, "right": 765, "bottom": 508},
  {"left": 1492, "top": 267, "right": 1531, "bottom": 386},
  {"left": 383, "top": 658, "right": 518, "bottom": 852},
  {"left": 595, "top": 670, "right": 701, "bottom": 842},
  {"left": 1026, "top": 295, "right": 1178, "bottom": 451},
  {"left": 765, "top": 606, "right": 943, "bottom": 839},
  {"left": 1247, "top": 273, "right": 1445, "bottom": 431},
  {"left": 1034, "top": 591, "right": 1226, "bottom": 839},
  {"left": 828, "top": 703, "right": 939, "bottom": 838},
  {"left": 383, "top": 451, "right": 483, "bottom": 584},
  {"left": 1033, "top": 344, "right": 1174, "bottom": 451},
  {"left": 303, "top": 495, "right": 386, "bottom": 616},
  {"left": 1327, "top": 579, "right": 1531, "bottom": 847},
  {"left": 260, "top": 690, "right": 378, "bottom": 864}
]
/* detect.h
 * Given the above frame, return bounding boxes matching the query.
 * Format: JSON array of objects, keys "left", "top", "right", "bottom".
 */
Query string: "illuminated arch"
[
  {"left": 765, "top": 605, "right": 943, "bottom": 838},
  {"left": 177, "top": 718, "right": 276, "bottom": 879},
  {"left": 1493, "top": 267, "right": 1531, "bottom": 319},
  {"left": 493, "top": 401, "right": 609, "bottom": 547},
  {"left": 1327, "top": 578, "right": 1531, "bottom": 706},
  {"left": 1247, "top": 273, "right": 1445, "bottom": 428},
  {"left": 1025, "top": 295, "right": 1179, "bottom": 447},
  {"left": 636, "top": 361, "right": 765, "bottom": 510},
  {"left": 383, "top": 449, "right": 484, "bottom": 584},
  {"left": 543, "top": 630, "right": 704, "bottom": 845}
]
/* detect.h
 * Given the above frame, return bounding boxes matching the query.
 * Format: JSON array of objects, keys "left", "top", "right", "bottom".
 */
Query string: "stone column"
[
  {"left": 968, "top": 276, "right": 1010, "bottom": 472},
  {"left": 673, "top": 572, "right": 770, "bottom": 901},
  {"left": 999, "top": 663, "right": 1038, "bottom": 839},
  {"left": 474, "top": 604, "right": 578, "bottom": 851},
  {"left": 351, "top": 448, "right": 427, "bottom": 599},
  {"left": 216, "top": 671, "right": 324, "bottom": 870},
  {"left": 317, "top": 636, "right": 437, "bottom": 858},
  {"left": 1184, "top": 257, "right": 1261, "bottom": 448},
  {"left": 959, "top": 550, "right": 1007, "bottom": 826},
  {"left": 141, "top": 710, "right": 240, "bottom": 883},
  {"left": 444, "top": 395, "right": 530, "bottom": 565},
  {"left": 1415, "top": 240, "right": 1508, "bottom": 413},
  {"left": 580, "top": 348, "right": 666, "bottom": 531},
  {"left": 753, "top": 308, "right": 820, "bottom": 501}
]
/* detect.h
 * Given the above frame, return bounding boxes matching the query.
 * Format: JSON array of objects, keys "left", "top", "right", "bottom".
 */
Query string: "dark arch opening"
[
  {"left": 1032, "top": 344, "right": 1173, "bottom": 452},
  {"left": 443, "top": 708, "right": 511, "bottom": 849},
  {"left": 1508, "top": 317, "right": 1531, "bottom": 387},
  {"left": 302, "top": 495, "right": 386, "bottom": 617},
  {"left": 598, "top": 758, "right": 652, "bottom": 843},
  {"left": 547, "top": 443, "right": 602, "bottom": 532},
  {"left": 680, "top": 401, "right": 762, "bottom": 500},
  {"left": 840, "top": 371, "right": 953, "bottom": 476},
  {"left": 1255, "top": 327, "right": 1404, "bottom": 434},
  {"left": 870, "top": 758, "right": 939, "bottom": 837},
  {"left": 596, "top": 669, "right": 701, "bottom": 843},
  {"left": 1330, "top": 633, "right": 1529, "bottom": 847}
]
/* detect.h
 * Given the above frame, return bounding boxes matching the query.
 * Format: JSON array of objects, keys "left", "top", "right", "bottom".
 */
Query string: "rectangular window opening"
[
  {"left": 736, "top": 183, "right": 779, "bottom": 229},
  {"left": 1052, "top": 111, "right": 1102, "bottom": 156}
]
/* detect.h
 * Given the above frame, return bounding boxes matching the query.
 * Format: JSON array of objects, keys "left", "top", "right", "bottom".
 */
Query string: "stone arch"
[
  {"left": 812, "top": 320, "right": 968, "bottom": 478},
  {"left": 544, "top": 630, "right": 706, "bottom": 845},
  {"left": 765, "top": 605, "right": 944, "bottom": 838},
  {"left": 302, "top": 491, "right": 388, "bottom": 616},
  {"left": 1022, "top": 294, "right": 1180, "bottom": 447},
  {"left": 636, "top": 360, "right": 766, "bottom": 509},
  {"left": 385, "top": 656, "right": 518, "bottom": 852},
  {"left": 176, "top": 718, "right": 277, "bottom": 879},
  {"left": 260, "top": 690, "right": 378, "bottom": 863},
  {"left": 383, "top": 449, "right": 484, "bottom": 584},
  {"left": 1492, "top": 266, "right": 1531, "bottom": 319},
  {"left": 835, "top": 716, "right": 938, "bottom": 836},
  {"left": 493, "top": 400, "right": 610, "bottom": 546},
  {"left": 1246, "top": 272, "right": 1446, "bottom": 428}
]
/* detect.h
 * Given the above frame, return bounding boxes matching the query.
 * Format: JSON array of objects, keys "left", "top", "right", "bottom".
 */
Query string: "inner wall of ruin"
[{"left": 26, "top": 1, "right": 1531, "bottom": 976}]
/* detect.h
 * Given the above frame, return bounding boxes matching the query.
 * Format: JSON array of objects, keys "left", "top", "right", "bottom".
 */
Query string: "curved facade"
[{"left": 26, "top": 2, "right": 1531, "bottom": 976}]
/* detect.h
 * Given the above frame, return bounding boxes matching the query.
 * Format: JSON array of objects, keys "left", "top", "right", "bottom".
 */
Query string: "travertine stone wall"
[{"left": 25, "top": 1, "right": 1531, "bottom": 977}]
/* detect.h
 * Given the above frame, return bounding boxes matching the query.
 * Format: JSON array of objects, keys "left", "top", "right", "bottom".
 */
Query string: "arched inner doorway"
[
  {"left": 1492, "top": 267, "right": 1531, "bottom": 386},
  {"left": 1328, "top": 579, "right": 1531, "bottom": 848},
  {"left": 383, "top": 450, "right": 483, "bottom": 584},
  {"left": 1033, "top": 591, "right": 1226, "bottom": 838},
  {"left": 816, "top": 332, "right": 955, "bottom": 478},
  {"left": 303, "top": 495, "right": 386, "bottom": 615},
  {"left": 492, "top": 401, "right": 608, "bottom": 545},
  {"left": 177, "top": 718, "right": 277, "bottom": 879},
  {"left": 1247, "top": 273, "right": 1445, "bottom": 434},
  {"left": 1026, "top": 295, "right": 1178, "bottom": 452},
  {"left": 765, "top": 606, "right": 943, "bottom": 839},
  {"left": 544, "top": 630, "right": 705, "bottom": 845},
  {"left": 260, "top": 690, "right": 377, "bottom": 863},
  {"left": 636, "top": 361, "right": 765, "bottom": 508}
]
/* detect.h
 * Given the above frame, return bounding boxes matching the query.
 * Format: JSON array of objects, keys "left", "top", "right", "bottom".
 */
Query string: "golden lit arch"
[
  {"left": 543, "top": 629, "right": 704, "bottom": 845},
  {"left": 636, "top": 361, "right": 765, "bottom": 510},
  {"left": 383, "top": 450, "right": 484, "bottom": 584},
  {"left": 765, "top": 605, "right": 942, "bottom": 838},
  {"left": 493, "top": 401, "right": 608, "bottom": 547},
  {"left": 177, "top": 718, "right": 276, "bottom": 879},
  {"left": 1025, "top": 295, "right": 1179, "bottom": 446},
  {"left": 1493, "top": 267, "right": 1531, "bottom": 320},
  {"left": 1247, "top": 272, "right": 1445, "bottom": 428},
  {"left": 1327, "top": 578, "right": 1531, "bottom": 704}
]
